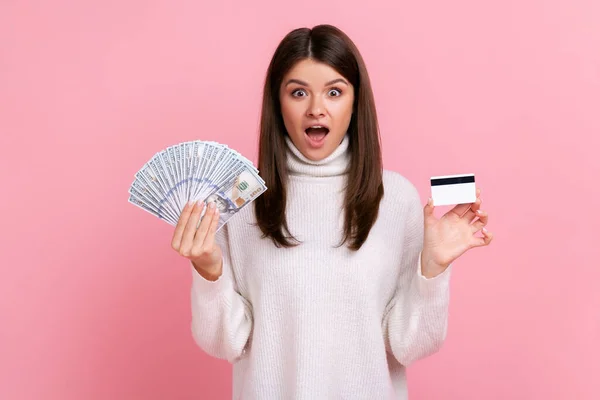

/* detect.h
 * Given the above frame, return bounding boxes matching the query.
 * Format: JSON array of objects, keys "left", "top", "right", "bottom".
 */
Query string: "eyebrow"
[{"left": 284, "top": 78, "right": 349, "bottom": 87}]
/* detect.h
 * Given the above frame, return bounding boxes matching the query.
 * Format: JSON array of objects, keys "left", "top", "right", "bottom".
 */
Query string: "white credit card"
[{"left": 430, "top": 173, "right": 476, "bottom": 206}]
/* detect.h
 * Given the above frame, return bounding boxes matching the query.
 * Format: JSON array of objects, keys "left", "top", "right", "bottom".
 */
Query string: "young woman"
[{"left": 171, "top": 24, "right": 492, "bottom": 399}]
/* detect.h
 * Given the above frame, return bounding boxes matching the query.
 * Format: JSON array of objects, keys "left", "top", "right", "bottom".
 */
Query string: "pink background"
[{"left": 1, "top": 0, "right": 599, "bottom": 399}]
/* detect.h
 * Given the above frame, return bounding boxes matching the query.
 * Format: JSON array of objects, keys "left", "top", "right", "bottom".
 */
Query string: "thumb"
[{"left": 424, "top": 197, "right": 435, "bottom": 218}]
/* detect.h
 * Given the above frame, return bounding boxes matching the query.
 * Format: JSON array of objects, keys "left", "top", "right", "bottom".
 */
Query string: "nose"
[{"left": 306, "top": 96, "right": 325, "bottom": 118}]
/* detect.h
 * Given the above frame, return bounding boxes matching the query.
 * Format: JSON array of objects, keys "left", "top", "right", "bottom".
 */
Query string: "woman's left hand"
[{"left": 420, "top": 188, "right": 493, "bottom": 278}]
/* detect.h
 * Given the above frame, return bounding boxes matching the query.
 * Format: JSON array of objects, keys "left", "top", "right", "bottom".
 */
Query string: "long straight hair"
[{"left": 254, "top": 24, "right": 384, "bottom": 251}]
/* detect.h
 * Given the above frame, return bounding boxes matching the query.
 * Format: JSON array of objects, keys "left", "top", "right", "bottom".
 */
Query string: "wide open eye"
[
  {"left": 291, "top": 89, "right": 307, "bottom": 97},
  {"left": 328, "top": 88, "right": 342, "bottom": 97}
]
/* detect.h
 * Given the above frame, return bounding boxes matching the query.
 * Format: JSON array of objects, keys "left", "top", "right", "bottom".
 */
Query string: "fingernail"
[
  {"left": 209, "top": 202, "right": 216, "bottom": 209},
  {"left": 477, "top": 209, "right": 483, "bottom": 214},
  {"left": 483, "top": 227, "right": 488, "bottom": 232}
]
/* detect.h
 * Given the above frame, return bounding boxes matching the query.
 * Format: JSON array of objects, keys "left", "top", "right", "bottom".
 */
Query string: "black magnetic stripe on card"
[{"left": 431, "top": 175, "right": 475, "bottom": 186}]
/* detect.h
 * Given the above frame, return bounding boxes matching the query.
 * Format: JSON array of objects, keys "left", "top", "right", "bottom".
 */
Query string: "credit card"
[{"left": 430, "top": 173, "right": 476, "bottom": 206}]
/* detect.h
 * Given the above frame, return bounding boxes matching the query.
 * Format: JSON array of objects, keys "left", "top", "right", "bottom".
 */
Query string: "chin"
[{"left": 307, "top": 147, "right": 335, "bottom": 161}]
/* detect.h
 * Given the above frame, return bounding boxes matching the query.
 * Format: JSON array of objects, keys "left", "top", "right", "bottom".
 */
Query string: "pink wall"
[{"left": 1, "top": 0, "right": 599, "bottom": 399}]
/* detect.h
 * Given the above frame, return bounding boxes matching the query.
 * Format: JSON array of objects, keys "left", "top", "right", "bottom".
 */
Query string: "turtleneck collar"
[{"left": 284, "top": 134, "right": 351, "bottom": 178}]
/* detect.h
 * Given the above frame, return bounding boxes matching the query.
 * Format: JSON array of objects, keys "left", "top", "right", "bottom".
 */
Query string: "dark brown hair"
[{"left": 254, "top": 24, "right": 384, "bottom": 251}]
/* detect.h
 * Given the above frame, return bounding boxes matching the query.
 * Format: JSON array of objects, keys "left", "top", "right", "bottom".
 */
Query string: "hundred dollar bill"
[
  {"left": 128, "top": 193, "right": 177, "bottom": 226},
  {"left": 129, "top": 180, "right": 179, "bottom": 223},
  {"left": 194, "top": 156, "right": 248, "bottom": 204},
  {"left": 165, "top": 146, "right": 183, "bottom": 211},
  {"left": 206, "top": 167, "right": 267, "bottom": 231},
  {"left": 154, "top": 151, "right": 183, "bottom": 212},
  {"left": 135, "top": 163, "right": 180, "bottom": 220}
]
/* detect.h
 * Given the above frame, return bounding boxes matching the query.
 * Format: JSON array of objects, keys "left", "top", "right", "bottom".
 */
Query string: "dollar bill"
[{"left": 206, "top": 167, "right": 267, "bottom": 231}]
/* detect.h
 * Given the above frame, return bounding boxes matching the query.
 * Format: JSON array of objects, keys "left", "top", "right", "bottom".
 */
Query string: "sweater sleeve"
[
  {"left": 190, "top": 224, "right": 253, "bottom": 363},
  {"left": 382, "top": 184, "right": 452, "bottom": 367}
]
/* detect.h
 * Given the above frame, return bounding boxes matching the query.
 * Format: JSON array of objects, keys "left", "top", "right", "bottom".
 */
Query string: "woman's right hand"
[{"left": 171, "top": 200, "right": 223, "bottom": 280}]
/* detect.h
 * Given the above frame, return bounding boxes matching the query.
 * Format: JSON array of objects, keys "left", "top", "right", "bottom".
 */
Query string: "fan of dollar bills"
[{"left": 128, "top": 140, "right": 267, "bottom": 231}]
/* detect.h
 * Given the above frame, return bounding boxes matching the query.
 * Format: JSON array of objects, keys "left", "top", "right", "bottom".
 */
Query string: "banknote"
[
  {"left": 128, "top": 140, "right": 267, "bottom": 230},
  {"left": 206, "top": 167, "right": 268, "bottom": 231}
]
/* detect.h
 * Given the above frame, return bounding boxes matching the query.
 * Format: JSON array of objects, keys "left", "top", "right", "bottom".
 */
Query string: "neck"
[{"left": 284, "top": 134, "right": 351, "bottom": 178}]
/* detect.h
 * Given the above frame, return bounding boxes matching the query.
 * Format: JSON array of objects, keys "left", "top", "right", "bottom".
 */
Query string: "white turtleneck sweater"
[{"left": 190, "top": 135, "right": 452, "bottom": 399}]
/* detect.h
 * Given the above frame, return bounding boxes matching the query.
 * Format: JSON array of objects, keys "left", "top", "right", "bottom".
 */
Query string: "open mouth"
[{"left": 305, "top": 125, "right": 330, "bottom": 141}]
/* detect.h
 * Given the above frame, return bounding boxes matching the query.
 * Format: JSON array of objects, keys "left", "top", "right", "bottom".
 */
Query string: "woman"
[{"left": 171, "top": 24, "right": 492, "bottom": 399}]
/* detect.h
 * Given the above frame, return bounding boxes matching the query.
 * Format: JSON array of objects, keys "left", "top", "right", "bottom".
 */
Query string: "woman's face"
[{"left": 279, "top": 59, "right": 354, "bottom": 161}]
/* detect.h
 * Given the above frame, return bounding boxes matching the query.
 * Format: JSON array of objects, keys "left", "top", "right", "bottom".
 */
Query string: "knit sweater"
[{"left": 190, "top": 134, "right": 452, "bottom": 400}]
